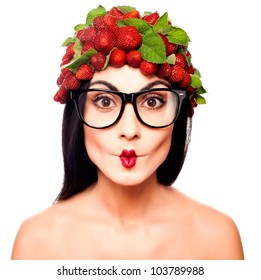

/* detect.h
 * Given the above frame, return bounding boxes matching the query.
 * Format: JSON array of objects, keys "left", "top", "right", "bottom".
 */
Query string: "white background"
[{"left": 0, "top": 0, "right": 260, "bottom": 271}]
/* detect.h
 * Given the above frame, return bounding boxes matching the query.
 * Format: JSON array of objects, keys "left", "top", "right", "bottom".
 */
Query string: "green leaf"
[
  {"left": 166, "top": 27, "right": 189, "bottom": 46},
  {"left": 190, "top": 74, "right": 202, "bottom": 88},
  {"left": 61, "top": 36, "right": 76, "bottom": 47},
  {"left": 153, "top": 12, "right": 169, "bottom": 32},
  {"left": 117, "top": 18, "right": 153, "bottom": 35},
  {"left": 197, "top": 86, "right": 207, "bottom": 95},
  {"left": 102, "top": 48, "right": 116, "bottom": 70},
  {"left": 139, "top": 33, "right": 166, "bottom": 63},
  {"left": 195, "top": 93, "right": 206, "bottom": 104},
  {"left": 73, "top": 38, "right": 83, "bottom": 59},
  {"left": 61, "top": 49, "right": 97, "bottom": 73},
  {"left": 166, "top": 54, "right": 176, "bottom": 65},
  {"left": 117, "top": 6, "right": 136, "bottom": 14},
  {"left": 86, "top": 5, "right": 106, "bottom": 26},
  {"left": 193, "top": 68, "right": 201, "bottom": 77},
  {"left": 74, "top": 23, "right": 88, "bottom": 32}
]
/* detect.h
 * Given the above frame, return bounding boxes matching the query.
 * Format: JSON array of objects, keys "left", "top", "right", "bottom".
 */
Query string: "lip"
[{"left": 119, "top": 149, "right": 137, "bottom": 168}]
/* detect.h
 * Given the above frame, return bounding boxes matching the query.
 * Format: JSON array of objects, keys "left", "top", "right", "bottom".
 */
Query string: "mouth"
[{"left": 119, "top": 149, "right": 137, "bottom": 168}]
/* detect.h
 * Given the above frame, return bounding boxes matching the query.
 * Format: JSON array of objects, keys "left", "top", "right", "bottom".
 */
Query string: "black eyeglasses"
[{"left": 70, "top": 88, "right": 187, "bottom": 129}]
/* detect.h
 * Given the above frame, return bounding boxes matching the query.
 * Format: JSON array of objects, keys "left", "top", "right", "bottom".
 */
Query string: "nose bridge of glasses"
[{"left": 123, "top": 92, "right": 135, "bottom": 104}]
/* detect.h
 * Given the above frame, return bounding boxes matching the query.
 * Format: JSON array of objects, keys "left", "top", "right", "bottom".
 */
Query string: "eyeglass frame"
[{"left": 70, "top": 88, "right": 187, "bottom": 129}]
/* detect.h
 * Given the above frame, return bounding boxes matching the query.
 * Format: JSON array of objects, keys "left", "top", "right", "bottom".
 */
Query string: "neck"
[{"left": 93, "top": 171, "right": 164, "bottom": 225}]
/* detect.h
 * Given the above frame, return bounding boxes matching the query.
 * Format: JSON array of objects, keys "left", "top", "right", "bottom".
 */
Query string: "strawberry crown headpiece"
[{"left": 54, "top": 5, "right": 206, "bottom": 107}]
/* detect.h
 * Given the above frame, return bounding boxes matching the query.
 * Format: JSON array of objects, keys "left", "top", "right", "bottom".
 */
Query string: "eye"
[
  {"left": 92, "top": 94, "right": 117, "bottom": 109},
  {"left": 141, "top": 95, "right": 165, "bottom": 109}
]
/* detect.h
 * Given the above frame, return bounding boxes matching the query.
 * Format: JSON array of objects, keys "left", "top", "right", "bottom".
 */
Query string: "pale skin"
[{"left": 11, "top": 66, "right": 244, "bottom": 260}]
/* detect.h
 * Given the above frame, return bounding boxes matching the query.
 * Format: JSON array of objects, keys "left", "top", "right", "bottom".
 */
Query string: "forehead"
[{"left": 90, "top": 65, "right": 170, "bottom": 92}]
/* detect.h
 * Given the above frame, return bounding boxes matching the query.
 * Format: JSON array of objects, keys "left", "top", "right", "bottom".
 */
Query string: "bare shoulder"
[
  {"left": 11, "top": 198, "right": 77, "bottom": 260},
  {"left": 172, "top": 189, "right": 244, "bottom": 260}
]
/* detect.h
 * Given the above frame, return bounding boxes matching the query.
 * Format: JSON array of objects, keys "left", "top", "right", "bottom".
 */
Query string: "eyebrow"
[{"left": 89, "top": 80, "right": 171, "bottom": 91}]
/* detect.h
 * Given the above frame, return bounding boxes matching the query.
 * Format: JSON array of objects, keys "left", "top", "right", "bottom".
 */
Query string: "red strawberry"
[
  {"left": 178, "top": 72, "right": 192, "bottom": 88},
  {"left": 186, "top": 50, "right": 192, "bottom": 57},
  {"left": 62, "top": 72, "right": 81, "bottom": 90},
  {"left": 91, "top": 52, "right": 106, "bottom": 70},
  {"left": 94, "top": 29, "right": 116, "bottom": 54},
  {"left": 191, "top": 97, "right": 198, "bottom": 108},
  {"left": 126, "top": 50, "right": 142, "bottom": 68},
  {"left": 76, "top": 64, "right": 93, "bottom": 80},
  {"left": 159, "top": 34, "right": 169, "bottom": 54},
  {"left": 185, "top": 64, "right": 194, "bottom": 74},
  {"left": 54, "top": 87, "right": 69, "bottom": 104},
  {"left": 109, "top": 49, "right": 126, "bottom": 68},
  {"left": 65, "top": 43, "right": 75, "bottom": 59},
  {"left": 60, "top": 60, "right": 70, "bottom": 77},
  {"left": 109, "top": 7, "right": 124, "bottom": 19},
  {"left": 142, "top": 12, "right": 159, "bottom": 25},
  {"left": 166, "top": 43, "right": 177, "bottom": 55},
  {"left": 93, "top": 16, "right": 106, "bottom": 30},
  {"left": 116, "top": 26, "right": 142, "bottom": 52},
  {"left": 124, "top": 10, "right": 140, "bottom": 19},
  {"left": 175, "top": 53, "right": 186, "bottom": 68},
  {"left": 186, "top": 86, "right": 198, "bottom": 94},
  {"left": 77, "top": 27, "right": 98, "bottom": 44},
  {"left": 81, "top": 42, "right": 94, "bottom": 54},
  {"left": 157, "top": 63, "right": 172, "bottom": 78},
  {"left": 169, "top": 65, "right": 185, "bottom": 82},
  {"left": 103, "top": 14, "right": 119, "bottom": 32},
  {"left": 158, "top": 34, "right": 176, "bottom": 56},
  {"left": 57, "top": 73, "right": 65, "bottom": 86},
  {"left": 140, "top": 60, "right": 158, "bottom": 76}
]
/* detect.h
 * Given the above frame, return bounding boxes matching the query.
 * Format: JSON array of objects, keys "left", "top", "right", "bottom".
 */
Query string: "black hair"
[{"left": 56, "top": 84, "right": 193, "bottom": 201}]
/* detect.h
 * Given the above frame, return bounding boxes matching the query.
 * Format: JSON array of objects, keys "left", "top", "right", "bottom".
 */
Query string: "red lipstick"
[{"left": 119, "top": 149, "right": 137, "bottom": 168}]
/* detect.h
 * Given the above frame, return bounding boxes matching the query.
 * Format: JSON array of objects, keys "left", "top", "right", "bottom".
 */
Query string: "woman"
[{"left": 11, "top": 5, "right": 244, "bottom": 259}]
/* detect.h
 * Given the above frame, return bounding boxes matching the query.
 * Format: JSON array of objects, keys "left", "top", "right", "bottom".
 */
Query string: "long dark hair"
[{"left": 56, "top": 85, "right": 193, "bottom": 201}]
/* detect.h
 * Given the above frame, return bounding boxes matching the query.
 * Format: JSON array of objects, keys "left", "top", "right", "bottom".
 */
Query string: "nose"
[{"left": 117, "top": 103, "right": 141, "bottom": 140}]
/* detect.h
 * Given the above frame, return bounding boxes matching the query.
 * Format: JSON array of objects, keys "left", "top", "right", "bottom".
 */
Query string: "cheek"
[
  {"left": 83, "top": 127, "right": 119, "bottom": 169},
  {"left": 83, "top": 127, "right": 105, "bottom": 163},
  {"left": 143, "top": 125, "right": 174, "bottom": 164}
]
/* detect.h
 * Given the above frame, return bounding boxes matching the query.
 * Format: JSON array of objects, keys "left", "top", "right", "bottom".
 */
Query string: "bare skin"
[
  {"left": 11, "top": 67, "right": 244, "bottom": 259},
  {"left": 11, "top": 176, "right": 244, "bottom": 260}
]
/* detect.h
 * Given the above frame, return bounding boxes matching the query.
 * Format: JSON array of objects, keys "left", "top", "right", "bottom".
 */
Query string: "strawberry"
[
  {"left": 65, "top": 43, "right": 75, "bottom": 59},
  {"left": 81, "top": 42, "right": 95, "bottom": 54},
  {"left": 178, "top": 72, "right": 192, "bottom": 88},
  {"left": 166, "top": 43, "right": 177, "bottom": 56},
  {"left": 54, "top": 87, "right": 69, "bottom": 104},
  {"left": 91, "top": 52, "right": 106, "bottom": 70},
  {"left": 159, "top": 34, "right": 169, "bottom": 54},
  {"left": 124, "top": 10, "right": 140, "bottom": 19},
  {"left": 116, "top": 26, "right": 142, "bottom": 52},
  {"left": 76, "top": 64, "right": 93, "bottom": 80},
  {"left": 94, "top": 29, "right": 116, "bottom": 54},
  {"left": 169, "top": 65, "right": 185, "bottom": 82},
  {"left": 191, "top": 97, "right": 198, "bottom": 108},
  {"left": 185, "top": 64, "right": 194, "bottom": 74},
  {"left": 126, "top": 50, "right": 142, "bottom": 68},
  {"left": 60, "top": 60, "right": 70, "bottom": 77},
  {"left": 175, "top": 53, "right": 186, "bottom": 68},
  {"left": 103, "top": 14, "right": 119, "bottom": 33},
  {"left": 62, "top": 72, "right": 81, "bottom": 90},
  {"left": 140, "top": 60, "right": 158, "bottom": 76},
  {"left": 142, "top": 12, "right": 159, "bottom": 25},
  {"left": 109, "top": 7, "right": 125, "bottom": 19},
  {"left": 109, "top": 49, "right": 126, "bottom": 68},
  {"left": 156, "top": 63, "right": 172, "bottom": 78},
  {"left": 77, "top": 27, "right": 98, "bottom": 44},
  {"left": 57, "top": 73, "right": 65, "bottom": 86},
  {"left": 93, "top": 16, "right": 107, "bottom": 30},
  {"left": 186, "top": 86, "right": 198, "bottom": 94}
]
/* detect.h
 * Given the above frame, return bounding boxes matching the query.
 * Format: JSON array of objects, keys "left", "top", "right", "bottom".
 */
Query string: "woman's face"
[{"left": 83, "top": 65, "right": 174, "bottom": 186}]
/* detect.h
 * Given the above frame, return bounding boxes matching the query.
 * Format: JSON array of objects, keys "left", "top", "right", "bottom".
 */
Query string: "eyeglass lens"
[{"left": 78, "top": 89, "right": 179, "bottom": 128}]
